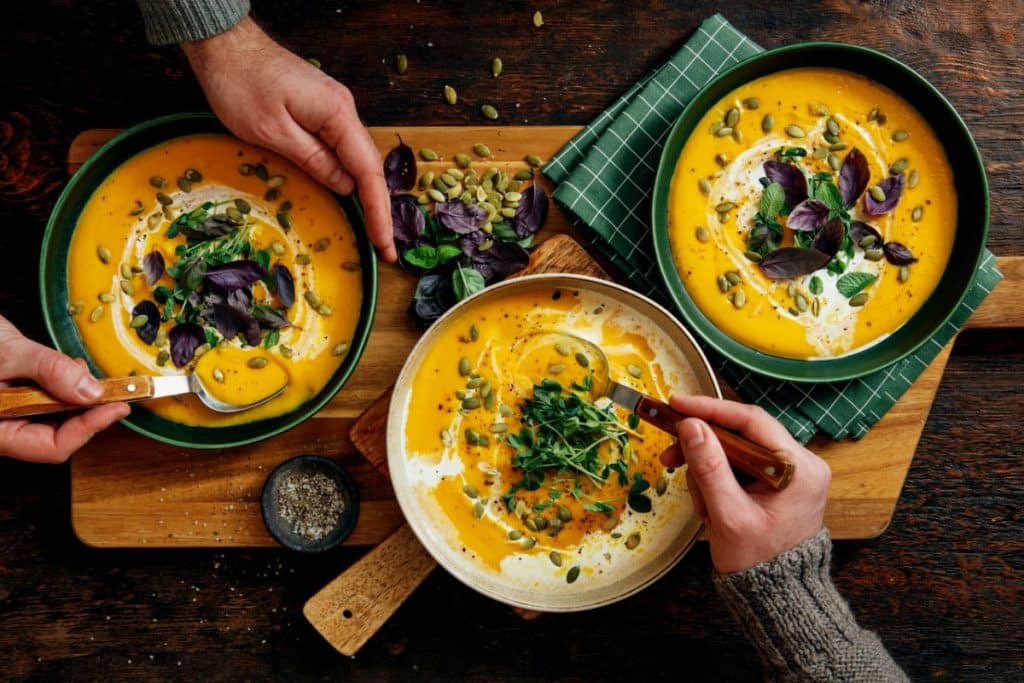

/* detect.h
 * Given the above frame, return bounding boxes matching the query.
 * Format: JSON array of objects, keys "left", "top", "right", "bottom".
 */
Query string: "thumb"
[
  {"left": 677, "top": 418, "right": 753, "bottom": 518},
  {"left": 10, "top": 340, "right": 102, "bottom": 404}
]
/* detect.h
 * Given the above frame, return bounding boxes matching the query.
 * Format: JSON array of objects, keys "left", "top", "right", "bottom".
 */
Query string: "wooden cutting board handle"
[
  {"left": 303, "top": 525, "right": 436, "bottom": 656},
  {"left": 0, "top": 376, "right": 153, "bottom": 418}
]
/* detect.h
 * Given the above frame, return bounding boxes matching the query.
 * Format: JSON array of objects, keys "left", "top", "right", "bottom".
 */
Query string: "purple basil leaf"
[
  {"left": 242, "top": 315, "right": 262, "bottom": 346},
  {"left": 253, "top": 305, "right": 291, "bottom": 329},
  {"left": 272, "top": 264, "right": 295, "bottom": 308},
  {"left": 204, "top": 260, "right": 267, "bottom": 291},
  {"left": 169, "top": 323, "right": 204, "bottom": 368},
  {"left": 758, "top": 247, "right": 832, "bottom": 280},
  {"left": 180, "top": 215, "right": 235, "bottom": 242},
  {"left": 863, "top": 174, "right": 905, "bottom": 216},
  {"left": 436, "top": 200, "right": 486, "bottom": 235},
  {"left": 471, "top": 241, "right": 530, "bottom": 281},
  {"left": 411, "top": 273, "right": 454, "bottom": 322},
  {"left": 763, "top": 161, "right": 807, "bottom": 207},
  {"left": 209, "top": 303, "right": 245, "bottom": 341},
  {"left": 839, "top": 148, "right": 870, "bottom": 208},
  {"left": 226, "top": 288, "right": 251, "bottom": 313},
  {"left": 383, "top": 137, "right": 416, "bottom": 193},
  {"left": 811, "top": 217, "right": 845, "bottom": 258},
  {"left": 391, "top": 194, "right": 426, "bottom": 244},
  {"left": 787, "top": 199, "right": 830, "bottom": 231},
  {"left": 849, "top": 221, "right": 882, "bottom": 246},
  {"left": 130, "top": 300, "right": 160, "bottom": 345},
  {"left": 143, "top": 251, "right": 165, "bottom": 287},
  {"left": 179, "top": 257, "right": 207, "bottom": 292},
  {"left": 514, "top": 185, "right": 549, "bottom": 237},
  {"left": 883, "top": 242, "right": 918, "bottom": 265}
]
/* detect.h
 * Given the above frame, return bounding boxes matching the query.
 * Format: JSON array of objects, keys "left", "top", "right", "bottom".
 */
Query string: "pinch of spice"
[{"left": 275, "top": 471, "right": 346, "bottom": 542}]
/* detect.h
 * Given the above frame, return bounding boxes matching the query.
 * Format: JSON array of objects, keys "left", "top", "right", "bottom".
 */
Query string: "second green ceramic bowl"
[
  {"left": 40, "top": 113, "right": 377, "bottom": 448},
  {"left": 651, "top": 43, "right": 989, "bottom": 382}
]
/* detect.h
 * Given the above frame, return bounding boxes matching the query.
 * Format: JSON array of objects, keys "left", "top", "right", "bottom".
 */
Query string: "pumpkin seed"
[
  {"left": 193, "top": 343, "right": 210, "bottom": 359},
  {"left": 533, "top": 10, "right": 543, "bottom": 27},
  {"left": 341, "top": 261, "right": 360, "bottom": 272},
  {"left": 504, "top": 191, "right": 522, "bottom": 202},
  {"left": 96, "top": 245, "right": 112, "bottom": 264},
  {"left": 524, "top": 517, "right": 538, "bottom": 532},
  {"left": 451, "top": 153, "right": 471, "bottom": 169},
  {"left": 270, "top": 241, "right": 286, "bottom": 256},
  {"left": 129, "top": 314, "right": 148, "bottom": 328},
  {"left": 156, "top": 350, "right": 170, "bottom": 366},
  {"left": 785, "top": 124, "right": 806, "bottom": 138},
  {"left": 521, "top": 537, "right": 537, "bottom": 549},
  {"left": 795, "top": 293, "right": 809, "bottom": 313},
  {"left": 473, "top": 501, "right": 485, "bottom": 519},
  {"left": 898, "top": 266, "right": 910, "bottom": 283},
  {"left": 549, "top": 551, "right": 563, "bottom": 567},
  {"left": 534, "top": 517, "right": 548, "bottom": 531},
  {"left": 264, "top": 188, "right": 281, "bottom": 202},
  {"left": 710, "top": 120, "right": 724, "bottom": 135},
  {"left": 812, "top": 147, "right": 829, "bottom": 160},
  {"left": 912, "top": 205, "right": 923, "bottom": 222},
  {"left": 525, "top": 154, "right": 543, "bottom": 167},
  {"left": 129, "top": 201, "right": 144, "bottom": 217},
  {"left": 277, "top": 211, "right": 293, "bottom": 230},
  {"left": 279, "top": 345, "right": 293, "bottom": 359},
  {"left": 420, "top": 148, "right": 439, "bottom": 161},
  {"left": 869, "top": 185, "right": 886, "bottom": 202},
  {"left": 120, "top": 279, "right": 135, "bottom": 296},
  {"left": 500, "top": 207, "right": 516, "bottom": 219},
  {"left": 812, "top": 298, "right": 820, "bottom": 317},
  {"left": 717, "top": 274, "right": 730, "bottom": 293},
  {"left": 859, "top": 235, "right": 878, "bottom": 249},
  {"left": 714, "top": 126, "right": 733, "bottom": 137},
  {"left": 247, "top": 357, "right": 268, "bottom": 369},
  {"left": 743, "top": 250, "right": 762, "bottom": 263},
  {"left": 481, "top": 104, "right": 499, "bottom": 120},
  {"left": 865, "top": 247, "right": 885, "bottom": 261},
  {"left": 725, "top": 271, "right": 741, "bottom": 286},
  {"left": 574, "top": 352, "right": 589, "bottom": 368},
  {"left": 67, "top": 302, "right": 84, "bottom": 316},
  {"left": 119, "top": 263, "right": 133, "bottom": 280},
  {"left": 698, "top": 178, "right": 712, "bottom": 195},
  {"left": 811, "top": 103, "right": 830, "bottom": 115},
  {"left": 212, "top": 368, "right": 225, "bottom": 383},
  {"left": 849, "top": 292, "right": 869, "bottom": 307},
  {"left": 733, "top": 290, "right": 747, "bottom": 309},
  {"left": 396, "top": 53, "right": 408, "bottom": 75},
  {"left": 176, "top": 177, "right": 192, "bottom": 193},
  {"left": 823, "top": 132, "right": 840, "bottom": 145},
  {"left": 742, "top": 97, "right": 760, "bottom": 110},
  {"left": 625, "top": 532, "right": 641, "bottom": 550},
  {"left": 552, "top": 343, "right": 570, "bottom": 357},
  {"left": 890, "top": 158, "right": 909, "bottom": 174},
  {"left": 223, "top": 206, "right": 242, "bottom": 224},
  {"left": 491, "top": 56, "right": 503, "bottom": 77},
  {"left": 867, "top": 107, "right": 880, "bottom": 122},
  {"left": 725, "top": 107, "right": 740, "bottom": 127},
  {"left": 761, "top": 114, "right": 774, "bottom": 133},
  {"left": 507, "top": 530, "right": 522, "bottom": 541},
  {"left": 253, "top": 164, "right": 269, "bottom": 181},
  {"left": 714, "top": 153, "right": 729, "bottom": 167},
  {"left": 295, "top": 253, "right": 312, "bottom": 267},
  {"left": 331, "top": 342, "right": 349, "bottom": 356},
  {"left": 828, "top": 142, "right": 848, "bottom": 152},
  {"left": 303, "top": 290, "right": 320, "bottom": 307},
  {"left": 147, "top": 213, "right": 163, "bottom": 230},
  {"left": 695, "top": 226, "right": 710, "bottom": 242},
  {"left": 787, "top": 282, "right": 797, "bottom": 298},
  {"left": 715, "top": 201, "right": 736, "bottom": 213},
  {"left": 826, "top": 117, "right": 841, "bottom": 136},
  {"left": 182, "top": 168, "right": 201, "bottom": 183},
  {"left": 427, "top": 188, "right": 446, "bottom": 203},
  {"left": 892, "top": 129, "right": 910, "bottom": 142},
  {"left": 317, "top": 304, "right": 333, "bottom": 316},
  {"left": 447, "top": 183, "right": 463, "bottom": 199},
  {"left": 908, "top": 169, "right": 920, "bottom": 189},
  {"left": 547, "top": 363, "right": 566, "bottom": 375},
  {"left": 499, "top": 404, "right": 513, "bottom": 417},
  {"left": 239, "top": 163, "right": 254, "bottom": 176},
  {"left": 656, "top": 474, "right": 668, "bottom": 496},
  {"left": 149, "top": 176, "right": 166, "bottom": 189},
  {"left": 566, "top": 566, "right": 580, "bottom": 583},
  {"left": 313, "top": 238, "right": 331, "bottom": 252},
  {"left": 490, "top": 423, "right": 508, "bottom": 434},
  {"left": 458, "top": 357, "right": 471, "bottom": 376},
  {"left": 828, "top": 153, "right": 841, "bottom": 171},
  {"left": 473, "top": 143, "right": 492, "bottom": 158},
  {"left": 432, "top": 177, "right": 449, "bottom": 193},
  {"left": 462, "top": 484, "right": 479, "bottom": 499},
  {"left": 513, "top": 169, "right": 533, "bottom": 181},
  {"left": 732, "top": 129, "right": 744, "bottom": 143}
]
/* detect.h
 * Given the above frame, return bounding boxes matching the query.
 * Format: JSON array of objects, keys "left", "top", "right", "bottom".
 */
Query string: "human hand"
[
  {"left": 661, "top": 395, "right": 831, "bottom": 574},
  {"left": 0, "top": 316, "right": 129, "bottom": 463},
  {"left": 181, "top": 18, "right": 397, "bottom": 262}
]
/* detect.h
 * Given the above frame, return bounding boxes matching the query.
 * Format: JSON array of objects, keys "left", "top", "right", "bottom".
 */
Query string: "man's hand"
[
  {"left": 663, "top": 395, "right": 831, "bottom": 573},
  {"left": 0, "top": 317, "right": 129, "bottom": 463},
  {"left": 182, "top": 17, "right": 397, "bottom": 262}
]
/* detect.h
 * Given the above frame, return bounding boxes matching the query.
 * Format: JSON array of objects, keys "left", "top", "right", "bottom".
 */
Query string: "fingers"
[
  {"left": 0, "top": 402, "right": 130, "bottom": 464},
  {"left": 0, "top": 338, "right": 101, "bottom": 404},
  {"left": 659, "top": 442, "right": 684, "bottom": 468},
  {"left": 269, "top": 120, "right": 357, "bottom": 196},
  {"left": 677, "top": 418, "right": 756, "bottom": 519},
  {"left": 685, "top": 468, "right": 707, "bottom": 520},
  {"left": 670, "top": 394, "right": 795, "bottom": 451}
]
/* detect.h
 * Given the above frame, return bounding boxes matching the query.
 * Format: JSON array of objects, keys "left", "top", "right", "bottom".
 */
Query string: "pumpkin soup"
[
  {"left": 67, "top": 134, "right": 362, "bottom": 426},
  {"left": 668, "top": 67, "right": 956, "bottom": 359},
  {"left": 400, "top": 285, "right": 701, "bottom": 590}
]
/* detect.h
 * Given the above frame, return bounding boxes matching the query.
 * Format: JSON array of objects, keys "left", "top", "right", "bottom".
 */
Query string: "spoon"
[
  {"left": 0, "top": 373, "right": 287, "bottom": 418},
  {"left": 512, "top": 331, "right": 795, "bottom": 490}
]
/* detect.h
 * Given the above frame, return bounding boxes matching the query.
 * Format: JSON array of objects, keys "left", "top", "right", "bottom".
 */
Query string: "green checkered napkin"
[{"left": 543, "top": 14, "right": 1003, "bottom": 443}]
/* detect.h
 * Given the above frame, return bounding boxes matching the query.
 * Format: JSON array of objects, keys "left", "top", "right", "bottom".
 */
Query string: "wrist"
[{"left": 181, "top": 16, "right": 264, "bottom": 64}]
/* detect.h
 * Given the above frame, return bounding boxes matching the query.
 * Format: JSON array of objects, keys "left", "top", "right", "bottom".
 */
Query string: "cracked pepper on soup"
[
  {"left": 67, "top": 134, "right": 362, "bottom": 426},
  {"left": 668, "top": 67, "right": 956, "bottom": 359}
]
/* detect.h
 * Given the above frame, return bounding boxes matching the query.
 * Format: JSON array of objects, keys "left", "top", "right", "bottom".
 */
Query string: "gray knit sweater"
[
  {"left": 714, "top": 528, "right": 908, "bottom": 682},
  {"left": 136, "top": 0, "right": 250, "bottom": 45}
]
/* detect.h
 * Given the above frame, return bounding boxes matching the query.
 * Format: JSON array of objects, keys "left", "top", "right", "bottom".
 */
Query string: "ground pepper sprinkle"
[{"left": 276, "top": 471, "right": 346, "bottom": 541}]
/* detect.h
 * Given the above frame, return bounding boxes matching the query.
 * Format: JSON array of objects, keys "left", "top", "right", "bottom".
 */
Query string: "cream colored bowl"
[{"left": 386, "top": 274, "right": 719, "bottom": 611}]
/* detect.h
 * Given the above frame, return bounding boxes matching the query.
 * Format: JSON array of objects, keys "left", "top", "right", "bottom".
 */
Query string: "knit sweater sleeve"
[
  {"left": 712, "top": 528, "right": 908, "bottom": 682},
  {"left": 135, "top": 0, "right": 251, "bottom": 45}
]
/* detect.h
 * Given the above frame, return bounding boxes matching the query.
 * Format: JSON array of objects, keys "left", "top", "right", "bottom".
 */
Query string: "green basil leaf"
[
  {"left": 836, "top": 271, "right": 878, "bottom": 298},
  {"left": 435, "top": 244, "right": 463, "bottom": 264},
  {"left": 452, "top": 267, "right": 485, "bottom": 301},
  {"left": 813, "top": 179, "right": 845, "bottom": 212},
  {"left": 759, "top": 182, "right": 786, "bottom": 218},
  {"left": 403, "top": 245, "right": 440, "bottom": 270}
]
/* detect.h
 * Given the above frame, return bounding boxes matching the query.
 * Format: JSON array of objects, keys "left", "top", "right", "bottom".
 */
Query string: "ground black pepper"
[{"left": 275, "top": 471, "right": 346, "bottom": 541}]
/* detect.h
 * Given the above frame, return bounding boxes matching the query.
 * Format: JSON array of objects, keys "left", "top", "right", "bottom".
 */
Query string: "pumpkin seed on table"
[
  {"left": 481, "top": 104, "right": 499, "bottom": 120},
  {"left": 396, "top": 53, "right": 408, "bottom": 75},
  {"left": 427, "top": 189, "right": 446, "bottom": 203},
  {"left": 420, "top": 148, "right": 439, "bottom": 161},
  {"left": 525, "top": 154, "right": 543, "bottom": 168},
  {"left": 491, "top": 57, "right": 503, "bottom": 77},
  {"left": 513, "top": 169, "right": 533, "bottom": 181},
  {"left": 785, "top": 124, "right": 806, "bottom": 138},
  {"left": 849, "top": 293, "right": 869, "bottom": 307},
  {"left": 892, "top": 129, "right": 910, "bottom": 142},
  {"left": 454, "top": 153, "right": 472, "bottom": 169},
  {"left": 473, "top": 143, "right": 491, "bottom": 157},
  {"left": 533, "top": 10, "right": 544, "bottom": 27}
]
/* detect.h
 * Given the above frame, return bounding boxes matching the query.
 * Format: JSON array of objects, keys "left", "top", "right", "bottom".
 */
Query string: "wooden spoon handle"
[
  {"left": 303, "top": 525, "right": 436, "bottom": 657},
  {"left": 635, "top": 395, "right": 795, "bottom": 490},
  {"left": 0, "top": 376, "right": 153, "bottom": 418}
]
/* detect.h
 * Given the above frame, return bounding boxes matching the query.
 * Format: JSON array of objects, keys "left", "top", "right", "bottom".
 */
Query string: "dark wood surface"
[{"left": 1, "top": 1, "right": 1021, "bottom": 680}]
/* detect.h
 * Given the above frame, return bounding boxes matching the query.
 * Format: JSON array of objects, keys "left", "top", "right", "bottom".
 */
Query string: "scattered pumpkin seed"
[
  {"left": 828, "top": 153, "right": 841, "bottom": 171},
  {"left": 811, "top": 103, "right": 830, "bottom": 115},
  {"left": 725, "top": 107, "right": 740, "bottom": 127},
  {"left": 118, "top": 263, "right": 132, "bottom": 280},
  {"left": 625, "top": 532, "right": 641, "bottom": 550},
  {"left": 714, "top": 126, "right": 733, "bottom": 137},
  {"left": 865, "top": 247, "right": 885, "bottom": 261},
  {"left": 472, "top": 143, "right": 492, "bottom": 158},
  {"left": 247, "top": 356, "right": 267, "bottom": 369},
  {"left": 717, "top": 274, "right": 730, "bottom": 293},
  {"left": 458, "top": 357, "right": 471, "bottom": 376},
  {"left": 331, "top": 342, "right": 349, "bottom": 357},
  {"left": 812, "top": 298, "right": 821, "bottom": 317},
  {"left": 743, "top": 250, "right": 762, "bottom": 263},
  {"left": 313, "top": 238, "right": 331, "bottom": 252},
  {"left": 521, "top": 537, "right": 536, "bottom": 549},
  {"left": 742, "top": 97, "right": 760, "bottom": 110},
  {"left": 212, "top": 368, "right": 225, "bottom": 383},
  {"left": 97, "top": 246, "right": 111, "bottom": 264},
  {"left": 490, "top": 423, "right": 508, "bottom": 434},
  {"left": 823, "top": 132, "right": 840, "bottom": 145},
  {"left": 277, "top": 211, "right": 293, "bottom": 230},
  {"left": 785, "top": 124, "right": 806, "bottom": 138},
  {"left": 892, "top": 129, "right": 910, "bottom": 142},
  {"left": 303, "top": 291, "right": 321, "bottom": 308},
  {"left": 695, "top": 226, "right": 710, "bottom": 242},
  {"left": 574, "top": 352, "right": 589, "bottom": 368},
  {"left": 491, "top": 56, "right": 503, "bottom": 77},
  {"left": 761, "top": 114, "right": 774, "bottom": 133},
  {"left": 270, "top": 241, "right": 286, "bottom": 256},
  {"left": 731, "top": 129, "right": 744, "bottom": 143},
  {"left": 420, "top": 148, "right": 439, "bottom": 161},
  {"left": 547, "top": 363, "right": 566, "bottom": 375},
  {"left": 549, "top": 551, "right": 563, "bottom": 567},
  {"left": 825, "top": 117, "right": 840, "bottom": 136},
  {"left": 176, "top": 177, "right": 192, "bottom": 193},
  {"left": 427, "top": 188, "right": 446, "bottom": 203},
  {"left": 525, "top": 154, "right": 543, "bottom": 168},
  {"left": 908, "top": 169, "right": 920, "bottom": 189},
  {"left": 396, "top": 53, "right": 408, "bottom": 75},
  {"left": 867, "top": 107, "right": 880, "bottom": 122},
  {"left": 698, "top": 178, "right": 711, "bottom": 195},
  {"left": 317, "top": 304, "right": 333, "bottom": 316},
  {"left": 253, "top": 164, "right": 269, "bottom": 181},
  {"left": 733, "top": 290, "right": 747, "bottom": 308},
  {"left": 264, "top": 188, "right": 281, "bottom": 202},
  {"left": 553, "top": 342, "right": 570, "bottom": 357},
  {"left": 898, "top": 266, "right": 910, "bottom": 283},
  {"left": 129, "top": 314, "right": 148, "bottom": 328},
  {"left": 156, "top": 350, "right": 170, "bottom": 366},
  {"left": 341, "top": 261, "right": 360, "bottom": 272},
  {"left": 828, "top": 142, "right": 848, "bottom": 152},
  {"left": 129, "top": 200, "right": 144, "bottom": 216},
  {"left": 473, "top": 501, "right": 485, "bottom": 519},
  {"left": 511, "top": 169, "right": 532, "bottom": 182},
  {"left": 714, "top": 153, "right": 729, "bottom": 167},
  {"left": 507, "top": 529, "right": 522, "bottom": 541},
  {"left": 787, "top": 282, "right": 797, "bottom": 298},
  {"left": 849, "top": 292, "right": 869, "bottom": 307},
  {"left": 566, "top": 566, "right": 580, "bottom": 583},
  {"left": 67, "top": 302, "right": 84, "bottom": 316},
  {"left": 890, "top": 158, "right": 909, "bottom": 175},
  {"left": 795, "top": 293, "right": 809, "bottom": 313},
  {"left": 481, "top": 104, "right": 499, "bottom": 120},
  {"left": 147, "top": 213, "right": 163, "bottom": 230},
  {"left": 869, "top": 185, "right": 887, "bottom": 202},
  {"left": 148, "top": 176, "right": 166, "bottom": 189},
  {"left": 533, "top": 10, "right": 543, "bottom": 27},
  {"left": 462, "top": 484, "right": 479, "bottom": 499},
  {"left": 279, "top": 345, "right": 293, "bottom": 359},
  {"left": 912, "top": 205, "right": 923, "bottom": 222},
  {"left": 120, "top": 280, "right": 135, "bottom": 296},
  {"left": 656, "top": 474, "right": 668, "bottom": 496},
  {"left": 812, "top": 147, "right": 829, "bottom": 160},
  {"left": 715, "top": 201, "right": 736, "bottom": 213},
  {"left": 859, "top": 235, "right": 878, "bottom": 249},
  {"left": 499, "top": 404, "right": 513, "bottom": 418},
  {"left": 725, "top": 271, "right": 741, "bottom": 286}
]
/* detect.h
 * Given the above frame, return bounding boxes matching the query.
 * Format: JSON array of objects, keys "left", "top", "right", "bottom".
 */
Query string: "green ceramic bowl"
[
  {"left": 39, "top": 113, "right": 377, "bottom": 448},
  {"left": 651, "top": 43, "right": 988, "bottom": 382}
]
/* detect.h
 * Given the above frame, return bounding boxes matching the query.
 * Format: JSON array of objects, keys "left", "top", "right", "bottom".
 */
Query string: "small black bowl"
[{"left": 261, "top": 455, "right": 360, "bottom": 553}]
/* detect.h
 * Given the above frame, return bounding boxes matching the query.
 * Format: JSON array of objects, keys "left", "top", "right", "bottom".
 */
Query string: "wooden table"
[{"left": 0, "top": 2, "right": 1020, "bottom": 680}]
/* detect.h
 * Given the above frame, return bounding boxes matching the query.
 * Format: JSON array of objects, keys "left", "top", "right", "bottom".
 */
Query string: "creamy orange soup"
[
  {"left": 400, "top": 285, "right": 702, "bottom": 589},
  {"left": 668, "top": 68, "right": 956, "bottom": 359},
  {"left": 67, "top": 134, "right": 362, "bottom": 426}
]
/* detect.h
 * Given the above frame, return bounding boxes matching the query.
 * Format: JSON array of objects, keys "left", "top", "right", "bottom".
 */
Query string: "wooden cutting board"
[{"left": 66, "top": 126, "right": 1023, "bottom": 547}]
